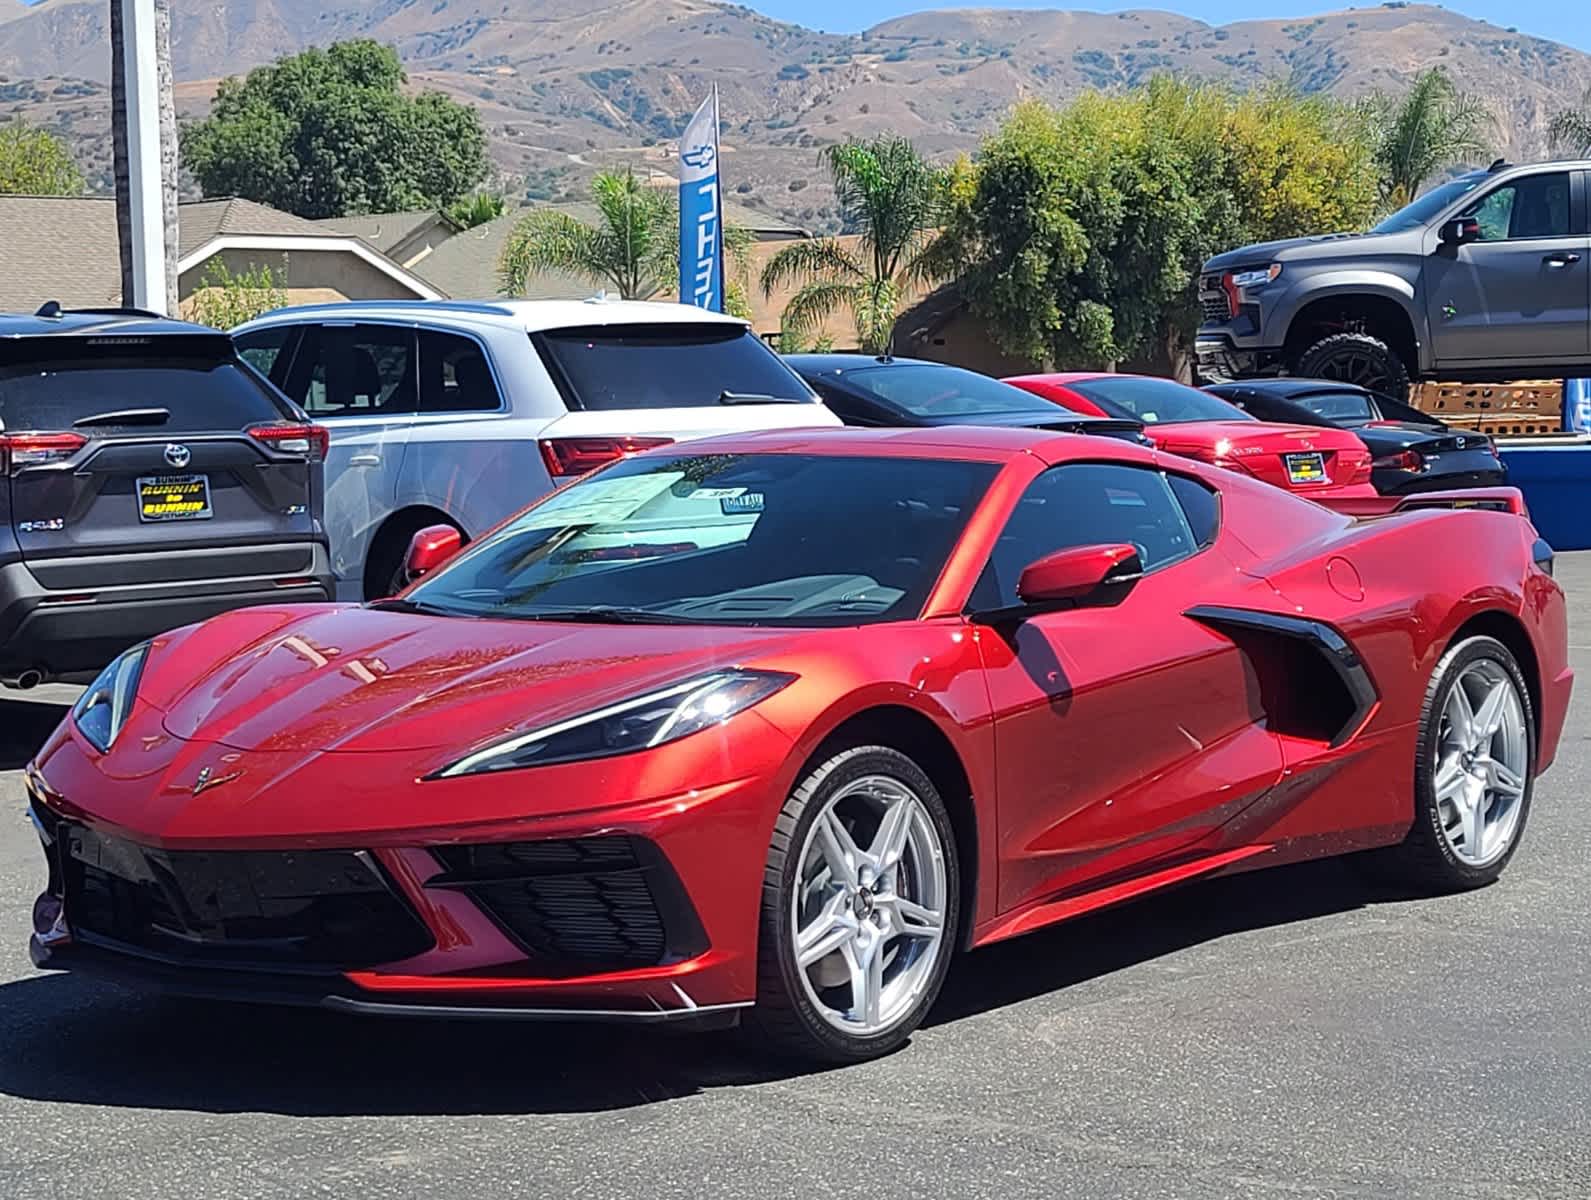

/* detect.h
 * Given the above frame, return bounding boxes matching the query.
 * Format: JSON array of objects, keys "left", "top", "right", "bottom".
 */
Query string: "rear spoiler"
[{"left": 1335, "top": 487, "right": 1528, "bottom": 519}]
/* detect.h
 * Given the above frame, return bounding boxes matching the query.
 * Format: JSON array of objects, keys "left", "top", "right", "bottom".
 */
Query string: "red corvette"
[
  {"left": 26, "top": 427, "right": 1570, "bottom": 1062},
  {"left": 1006, "top": 372, "right": 1379, "bottom": 506}
]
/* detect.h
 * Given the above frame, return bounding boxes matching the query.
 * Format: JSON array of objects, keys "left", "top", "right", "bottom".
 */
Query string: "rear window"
[
  {"left": 841, "top": 363, "right": 1066, "bottom": 418},
  {"left": 534, "top": 323, "right": 818, "bottom": 411},
  {"left": 0, "top": 353, "right": 289, "bottom": 433},
  {"left": 1063, "top": 376, "right": 1252, "bottom": 425},
  {"left": 1287, "top": 390, "right": 1376, "bottom": 423}
]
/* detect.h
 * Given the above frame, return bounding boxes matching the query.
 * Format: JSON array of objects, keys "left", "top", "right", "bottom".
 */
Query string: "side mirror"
[
  {"left": 402, "top": 524, "right": 462, "bottom": 586},
  {"left": 1016, "top": 543, "right": 1143, "bottom": 610},
  {"left": 1440, "top": 217, "right": 1480, "bottom": 247}
]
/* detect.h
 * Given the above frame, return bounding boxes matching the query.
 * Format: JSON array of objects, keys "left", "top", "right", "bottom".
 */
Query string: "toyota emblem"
[{"left": 164, "top": 443, "right": 191, "bottom": 469}]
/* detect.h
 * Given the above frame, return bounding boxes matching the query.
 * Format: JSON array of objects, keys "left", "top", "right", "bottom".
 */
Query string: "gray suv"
[{"left": 1196, "top": 159, "right": 1591, "bottom": 395}]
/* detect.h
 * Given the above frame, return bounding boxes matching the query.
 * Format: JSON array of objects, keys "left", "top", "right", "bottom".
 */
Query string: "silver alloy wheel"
[
  {"left": 1435, "top": 658, "right": 1529, "bottom": 868},
  {"left": 791, "top": 774, "right": 948, "bottom": 1036}
]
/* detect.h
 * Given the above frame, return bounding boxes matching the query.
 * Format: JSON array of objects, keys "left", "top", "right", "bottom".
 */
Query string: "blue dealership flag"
[{"left": 679, "top": 86, "right": 724, "bottom": 313}]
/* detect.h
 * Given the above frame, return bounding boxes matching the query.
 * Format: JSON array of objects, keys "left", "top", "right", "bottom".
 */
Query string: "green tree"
[
  {"left": 1548, "top": 85, "right": 1591, "bottom": 156},
  {"left": 0, "top": 119, "right": 85, "bottom": 196},
  {"left": 498, "top": 169, "right": 754, "bottom": 317},
  {"left": 761, "top": 138, "right": 945, "bottom": 354},
  {"left": 185, "top": 260, "right": 288, "bottom": 329},
  {"left": 181, "top": 41, "right": 488, "bottom": 219},
  {"left": 935, "top": 80, "right": 1378, "bottom": 372},
  {"left": 444, "top": 190, "right": 507, "bottom": 230},
  {"left": 1362, "top": 68, "right": 1492, "bottom": 209}
]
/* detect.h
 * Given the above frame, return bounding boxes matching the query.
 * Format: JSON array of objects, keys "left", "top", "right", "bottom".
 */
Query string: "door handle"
[
  {"left": 1543, "top": 252, "right": 1581, "bottom": 267},
  {"left": 349, "top": 453, "right": 381, "bottom": 467}
]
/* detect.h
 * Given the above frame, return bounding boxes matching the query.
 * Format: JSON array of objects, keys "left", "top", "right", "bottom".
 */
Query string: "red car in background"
[{"left": 1006, "top": 372, "right": 1378, "bottom": 507}]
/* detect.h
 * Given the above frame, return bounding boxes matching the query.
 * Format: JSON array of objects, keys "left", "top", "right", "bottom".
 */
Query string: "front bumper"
[
  {"left": 1194, "top": 334, "right": 1285, "bottom": 383},
  {"left": 0, "top": 542, "right": 334, "bottom": 681}
]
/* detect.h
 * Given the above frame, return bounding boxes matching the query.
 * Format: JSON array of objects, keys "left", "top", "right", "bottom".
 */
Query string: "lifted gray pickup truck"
[{"left": 1196, "top": 159, "right": 1591, "bottom": 396}]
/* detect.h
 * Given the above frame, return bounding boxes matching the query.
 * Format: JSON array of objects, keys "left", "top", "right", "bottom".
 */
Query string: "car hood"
[
  {"left": 147, "top": 604, "right": 802, "bottom": 756},
  {"left": 1202, "top": 231, "right": 1390, "bottom": 272}
]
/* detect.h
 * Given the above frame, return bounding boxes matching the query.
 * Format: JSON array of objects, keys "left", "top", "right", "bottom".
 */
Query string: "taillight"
[
  {"left": 0, "top": 431, "right": 87, "bottom": 473},
  {"left": 1372, "top": 449, "right": 1424, "bottom": 473},
  {"left": 539, "top": 435, "right": 674, "bottom": 478},
  {"left": 249, "top": 423, "right": 328, "bottom": 462}
]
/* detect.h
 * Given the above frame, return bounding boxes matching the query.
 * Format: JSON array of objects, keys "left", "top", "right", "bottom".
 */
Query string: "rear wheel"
[
  {"left": 1383, "top": 635, "right": 1534, "bottom": 891},
  {"left": 1294, "top": 331, "right": 1411, "bottom": 400},
  {"left": 747, "top": 745, "right": 959, "bottom": 1063}
]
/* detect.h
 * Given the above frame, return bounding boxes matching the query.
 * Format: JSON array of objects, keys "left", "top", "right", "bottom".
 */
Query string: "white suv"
[{"left": 234, "top": 298, "right": 840, "bottom": 600}]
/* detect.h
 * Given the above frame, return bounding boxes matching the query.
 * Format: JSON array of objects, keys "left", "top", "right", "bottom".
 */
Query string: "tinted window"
[
  {"left": 1167, "top": 474, "right": 1220, "bottom": 549},
  {"left": 406, "top": 452, "right": 998, "bottom": 627},
  {"left": 1287, "top": 390, "right": 1375, "bottom": 422},
  {"left": 839, "top": 363, "right": 1063, "bottom": 419},
  {"left": 235, "top": 327, "right": 291, "bottom": 382},
  {"left": 535, "top": 325, "right": 818, "bottom": 411},
  {"left": 0, "top": 353, "right": 287, "bottom": 433},
  {"left": 1463, "top": 172, "right": 1572, "bottom": 241},
  {"left": 1372, "top": 174, "right": 1487, "bottom": 233},
  {"left": 1063, "top": 377, "right": 1251, "bottom": 425},
  {"left": 287, "top": 324, "right": 416, "bottom": 418},
  {"left": 973, "top": 463, "right": 1198, "bottom": 609},
  {"left": 419, "top": 330, "right": 500, "bottom": 414}
]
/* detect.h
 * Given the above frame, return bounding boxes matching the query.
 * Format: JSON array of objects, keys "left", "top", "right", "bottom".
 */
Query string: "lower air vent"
[
  {"left": 1185, "top": 605, "right": 1378, "bottom": 746},
  {"left": 428, "top": 836, "right": 707, "bottom": 972}
]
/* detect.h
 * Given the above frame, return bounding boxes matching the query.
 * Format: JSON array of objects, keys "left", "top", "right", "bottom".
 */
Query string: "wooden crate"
[{"left": 1410, "top": 380, "right": 1565, "bottom": 437}]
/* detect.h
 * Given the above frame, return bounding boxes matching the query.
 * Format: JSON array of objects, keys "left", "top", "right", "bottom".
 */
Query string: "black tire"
[
  {"left": 363, "top": 512, "right": 463, "bottom": 601},
  {"left": 1294, "top": 331, "right": 1411, "bottom": 400},
  {"left": 1379, "top": 635, "right": 1535, "bottom": 893},
  {"left": 745, "top": 744, "right": 960, "bottom": 1064}
]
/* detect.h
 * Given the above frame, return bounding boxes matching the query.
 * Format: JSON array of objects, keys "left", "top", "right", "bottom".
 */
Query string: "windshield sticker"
[
  {"left": 690, "top": 487, "right": 747, "bottom": 500},
  {"left": 721, "top": 492, "right": 764, "bottom": 515},
  {"left": 522, "top": 472, "right": 685, "bottom": 528}
]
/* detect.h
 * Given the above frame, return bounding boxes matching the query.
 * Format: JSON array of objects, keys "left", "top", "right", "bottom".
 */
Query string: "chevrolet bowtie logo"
[{"left": 192, "top": 766, "right": 243, "bottom": 796}]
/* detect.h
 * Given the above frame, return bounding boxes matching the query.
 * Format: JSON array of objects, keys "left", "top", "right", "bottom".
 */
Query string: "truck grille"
[
  {"left": 59, "top": 822, "right": 433, "bottom": 971},
  {"left": 428, "top": 836, "right": 708, "bottom": 973}
]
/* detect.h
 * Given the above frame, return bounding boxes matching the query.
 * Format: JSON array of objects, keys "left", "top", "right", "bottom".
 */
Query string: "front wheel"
[
  {"left": 1293, "top": 331, "right": 1411, "bottom": 400},
  {"left": 747, "top": 745, "right": 960, "bottom": 1063},
  {"left": 1383, "top": 635, "right": 1535, "bottom": 892}
]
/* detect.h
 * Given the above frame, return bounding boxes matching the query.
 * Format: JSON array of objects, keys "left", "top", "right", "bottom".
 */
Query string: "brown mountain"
[{"left": 1, "top": 1, "right": 1587, "bottom": 231}]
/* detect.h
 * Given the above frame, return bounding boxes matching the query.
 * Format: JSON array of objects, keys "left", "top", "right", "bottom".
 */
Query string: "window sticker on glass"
[
  {"left": 523, "top": 472, "right": 685, "bottom": 527},
  {"left": 690, "top": 487, "right": 747, "bottom": 500},
  {"left": 721, "top": 492, "right": 764, "bottom": 515}
]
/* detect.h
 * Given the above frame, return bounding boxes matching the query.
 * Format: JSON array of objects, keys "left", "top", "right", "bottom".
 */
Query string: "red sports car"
[
  {"left": 26, "top": 428, "right": 1570, "bottom": 1063},
  {"left": 1006, "top": 372, "right": 1379, "bottom": 506}
]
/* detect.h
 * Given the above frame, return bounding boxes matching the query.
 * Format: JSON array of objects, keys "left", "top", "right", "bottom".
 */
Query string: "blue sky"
[{"left": 747, "top": 0, "right": 1588, "bottom": 52}]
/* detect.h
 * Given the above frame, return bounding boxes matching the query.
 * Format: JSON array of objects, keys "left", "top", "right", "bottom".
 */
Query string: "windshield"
[
  {"left": 842, "top": 363, "right": 1071, "bottom": 419},
  {"left": 1372, "top": 174, "right": 1488, "bottom": 233},
  {"left": 404, "top": 452, "right": 999, "bottom": 627},
  {"left": 534, "top": 324, "right": 818, "bottom": 410},
  {"left": 1062, "top": 377, "right": 1251, "bottom": 425}
]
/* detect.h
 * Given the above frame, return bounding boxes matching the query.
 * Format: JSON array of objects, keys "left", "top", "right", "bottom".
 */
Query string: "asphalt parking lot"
[{"left": 0, "top": 561, "right": 1587, "bottom": 1200}]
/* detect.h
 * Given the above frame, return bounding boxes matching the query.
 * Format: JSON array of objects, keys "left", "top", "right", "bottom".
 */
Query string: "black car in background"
[
  {"left": 786, "top": 354, "right": 1149, "bottom": 442},
  {"left": 0, "top": 307, "right": 334, "bottom": 687},
  {"left": 1204, "top": 377, "right": 1507, "bottom": 496}
]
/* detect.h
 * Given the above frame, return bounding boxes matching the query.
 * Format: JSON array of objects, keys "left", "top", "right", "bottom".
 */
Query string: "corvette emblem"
[{"left": 192, "top": 766, "right": 242, "bottom": 796}]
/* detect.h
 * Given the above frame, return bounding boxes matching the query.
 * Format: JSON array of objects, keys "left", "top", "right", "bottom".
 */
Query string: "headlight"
[
  {"left": 71, "top": 642, "right": 150, "bottom": 753},
  {"left": 1230, "top": 263, "right": 1282, "bottom": 288},
  {"left": 432, "top": 669, "right": 796, "bottom": 779}
]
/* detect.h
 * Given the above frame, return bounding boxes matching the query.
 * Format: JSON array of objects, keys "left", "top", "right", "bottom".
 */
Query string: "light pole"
[{"left": 114, "top": 0, "right": 170, "bottom": 314}]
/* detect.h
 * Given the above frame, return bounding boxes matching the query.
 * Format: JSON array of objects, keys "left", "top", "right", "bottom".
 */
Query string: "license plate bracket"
[
  {"left": 137, "top": 473, "right": 213, "bottom": 522},
  {"left": 1284, "top": 452, "right": 1328, "bottom": 485}
]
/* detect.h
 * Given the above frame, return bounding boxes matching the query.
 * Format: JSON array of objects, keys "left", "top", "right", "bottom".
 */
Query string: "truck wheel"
[{"left": 1294, "top": 332, "right": 1411, "bottom": 399}]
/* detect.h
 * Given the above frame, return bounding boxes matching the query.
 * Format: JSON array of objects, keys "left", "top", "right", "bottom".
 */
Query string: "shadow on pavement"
[
  {"left": 0, "top": 858, "right": 1387, "bottom": 1116},
  {"left": 0, "top": 696, "right": 70, "bottom": 770}
]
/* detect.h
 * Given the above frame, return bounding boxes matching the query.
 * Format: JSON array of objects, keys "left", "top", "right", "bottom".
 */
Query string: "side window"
[
  {"left": 418, "top": 330, "right": 502, "bottom": 414},
  {"left": 972, "top": 463, "right": 1199, "bottom": 609},
  {"left": 234, "top": 327, "right": 291, "bottom": 383},
  {"left": 284, "top": 325, "right": 417, "bottom": 419},
  {"left": 1463, "top": 173, "right": 1571, "bottom": 242},
  {"left": 1167, "top": 474, "right": 1220, "bottom": 549}
]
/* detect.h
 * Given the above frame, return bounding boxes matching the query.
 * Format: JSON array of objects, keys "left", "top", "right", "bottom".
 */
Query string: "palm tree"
[
  {"left": 760, "top": 138, "right": 944, "bottom": 355},
  {"left": 1548, "top": 86, "right": 1591, "bottom": 156},
  {"left": 498, "top": 168, "right": 753, "bottom": 315},
  {"left": 1366, "top": 68, "right": 1493, "bottom": 210}
]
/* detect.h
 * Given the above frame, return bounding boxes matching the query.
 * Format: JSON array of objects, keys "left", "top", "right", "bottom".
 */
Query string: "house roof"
[
  {"left": 311, "top": 209, "right": 457, "bottom": 254},
  {"left": 893, "top": 282, "right": 967, "bottom": 347},
  {"left": 0, "top": 195, "right": 437, "bottom": 313}
]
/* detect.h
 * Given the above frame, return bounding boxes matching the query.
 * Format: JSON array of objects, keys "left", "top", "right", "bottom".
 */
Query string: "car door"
[
  {"left": 972, "top": 462, "right": 1285, "bottom": 916},
  {"left": 1423, "top": 169, "right": 1590, "bottom": 368},
  {"left": 272, "top": 322, "right": 417, "bottom": 600}
]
